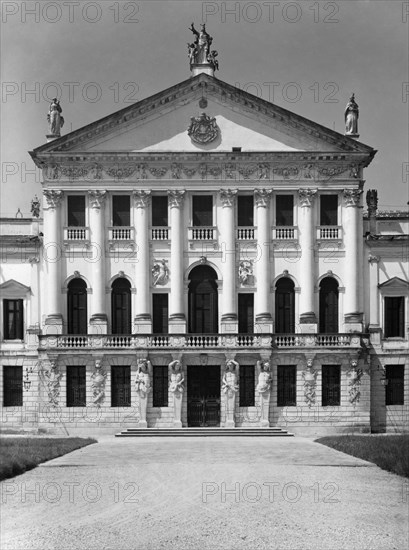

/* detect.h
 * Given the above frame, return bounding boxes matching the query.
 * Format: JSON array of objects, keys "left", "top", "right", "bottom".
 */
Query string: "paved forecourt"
[{"left": 1, "top": 436, "right": 407, "bottom": 550}]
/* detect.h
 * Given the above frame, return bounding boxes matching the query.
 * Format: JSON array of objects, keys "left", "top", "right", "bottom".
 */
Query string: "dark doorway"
[
  {"left": 275, "top": 278, "right": 295, "bottom": 333},
  {"left": 188, "top": 265, "right": 218, "bottom": 333},
  {"left": 319, "top": 277, "right": 339, "bottom": 333},
  {"left": 111, "top": 278, "right": 131, "bottom": 334},
  {"left": 67, "top": 278, "right": 87, "bottom": 334},
  {"left": 187, "top": 365, "right": 220, "bottom": 427}
]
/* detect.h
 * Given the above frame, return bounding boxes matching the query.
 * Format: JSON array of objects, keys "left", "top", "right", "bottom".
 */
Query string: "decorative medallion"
[{"left": 187, "top": 112, "right": 220, "bottom": 145}]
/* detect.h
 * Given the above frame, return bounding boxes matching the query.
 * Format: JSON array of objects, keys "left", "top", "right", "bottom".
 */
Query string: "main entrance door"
[{"left": 187, "top": 366, "right": 220, "bottom": 427}]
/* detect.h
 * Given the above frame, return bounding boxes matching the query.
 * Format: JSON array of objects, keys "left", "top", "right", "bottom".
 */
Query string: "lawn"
[
  {"left": 0, "top": 437, "right": 97, "bottom": 481},
  {"left": 316, "top": 434, "right": 409, "bottom": 478}
]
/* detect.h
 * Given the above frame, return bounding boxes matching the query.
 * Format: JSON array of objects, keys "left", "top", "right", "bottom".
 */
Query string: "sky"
[{"left": 1, "top": 0, "right": 408, "bottom": 215}]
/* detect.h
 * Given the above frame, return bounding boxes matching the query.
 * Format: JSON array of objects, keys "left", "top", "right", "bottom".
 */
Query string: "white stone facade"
[{"left": 0, "top": 73, "right": 407, "bottom": 435}]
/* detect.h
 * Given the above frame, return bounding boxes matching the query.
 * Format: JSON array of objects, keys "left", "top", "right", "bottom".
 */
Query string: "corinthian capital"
[
  {"left": 220, "top": 189, "right": 237, "bottom": 207},
  {"left": 88, "top": 190, "right": 107, "bottom": 209},
  {"left": 133, "top": 190, "right": 151, "bottom": 208},
  {"left": 254, "top": 188, "right": 272, "bottom": 208},
  {"left": 343, "top": 188, "right": 362, "bottom": 207},
  {"left": 168, "top": 190, "right": 185, "bottom": 208},
  {"left": 43, "top": 190, "right": 63, "bottom": 208},
  {"left": 298, "top": 188, "right": 317, "bottom": 207}
]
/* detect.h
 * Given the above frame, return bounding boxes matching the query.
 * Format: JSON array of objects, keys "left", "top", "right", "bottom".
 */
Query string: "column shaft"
[
  {"left": 220, "top": 190, "right": 237, "bottom": 331},
  {"left": 88, "top": 191, "right": 107, "bottom": 333},
  {"left": 169, "top": 191, "right": 186, "bottom": 332},
  {"left": 255, "top": 190, "right": 272, "bottom": 331},
  {"left": 343, "top": 189, "right": 362, "bottom": 329},
  {"left": 298, "top": 189, "right": 317, "bottom": 327},
  {"left": 134, "top": 191, "right": 151, "bottom": 331}
]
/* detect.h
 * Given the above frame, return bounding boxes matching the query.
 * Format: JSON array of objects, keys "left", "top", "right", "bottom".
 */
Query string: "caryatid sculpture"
[
  {"left": 302, "top": 359, "right": 318, "bottom": 408},
  {"left": 44, "top": 361, "right": 62, "bottom": 406},
  {"left": 169, "top": 360, "right": 185, "bottom": 427},
  {"left": 222, "top": 359, "right": 239, "bottom": 427},
  {"left": 91, "top": 360, "right": 107, "bottom": 407},
  {"left": 256, "top": 360, "right": 272, "bottom": 427},
  {"left": 344, "top": 93, "right": 359, "bottom": 136},
  {"left": 47, "top": 98, "right": 64, "bottom": 136},
  {"left": 135, "top": 359, "right": 152, "bottom": 428}
]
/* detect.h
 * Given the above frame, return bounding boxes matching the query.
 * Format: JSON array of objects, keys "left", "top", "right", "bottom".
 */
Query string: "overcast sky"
[{"left": 1, "top": 0, "right": 408, "bottom": 215}]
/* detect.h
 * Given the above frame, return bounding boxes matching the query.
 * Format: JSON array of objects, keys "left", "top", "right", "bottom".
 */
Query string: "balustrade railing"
[
  {"left": 39, "top": 333, "right": 365, "bottom": 350},
  {"left": 64, "top": 227, "right": 89, "bottom": 241},
  {"left": 272, "top": 226, "right": 297, "bottom": 240},
  {"left": 151, "top": 227, "right": 169, "bottom": 240},
  {"left": 188, "top": 227, "right": 215, "bottom": 240},
  {"left": 317, "top": 226, "right": 342, "bottom": 240},
  {"left": 237, "top": 227, "right": 256, "bottom": 240},
  {"left": 109, "top": 227, "right": 133, "bottom": 241}
]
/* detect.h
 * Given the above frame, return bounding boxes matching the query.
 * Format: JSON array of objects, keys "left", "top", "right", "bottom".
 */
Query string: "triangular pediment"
[
  {"left": 379, "top": 277, "right": 409, "bottom": 291},
  {"left": 31, "top": 74, "right": 374, "bottom": 161},
  {"left": 0, "top": 279, "right": 31, "bottom": 297}
]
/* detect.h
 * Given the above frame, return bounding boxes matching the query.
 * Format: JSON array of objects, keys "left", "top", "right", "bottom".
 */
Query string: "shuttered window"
[
  {"left": 385, "top": 365, "right": 404, "bottom": 405},
  {"left": 152, "top": 196, "right": 168, "bottom": 226},
  {"left": 66, "top": 366, "right": 86, "bottom": 407},
  {"left": 3, "top": 299, "right": 24, "bottom": 339},
  {"left": 277, "top": 366, "right": 297, "bottom": 406},
  {"left": 240, "top": 365, "right": 255, "bottom": 407},
  {"left": 384, "top": 297, "right": 404, "bottom": 338},
  {"left": 3, "top": 365, "right": 23, "bottom": 406},
  {"left": 111, "top": 366, "right": 131, "bottom": 407},
  {"left": 67, "top": 196, "right": 85, "bottom": 227},
  {"left": 322, "top": 365, "right": 341, "bottom": 406},
  {"left": 276, "top": 195, "right": 294, "bottom": 226},
  {"left": 112, "top": 195, "right": 130, "bottom": 226},
  {"left": 153, "top": 366, "right": 168, "bottom": 407},
  {"left": 152, "top": 294, "right": 168, "bottom": 334}
]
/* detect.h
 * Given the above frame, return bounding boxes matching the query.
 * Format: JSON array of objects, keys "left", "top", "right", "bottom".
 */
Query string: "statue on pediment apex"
[
  {"left": 47, "top": 98, "right": 64, "bottom": 136},
  {"left": 189, "top": 22, "right": 219, "bottom": 70}
]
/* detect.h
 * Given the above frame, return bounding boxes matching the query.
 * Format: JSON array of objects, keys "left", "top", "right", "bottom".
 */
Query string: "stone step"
[{"left": 115, "top": 427, "right": 294, "bottom": 437}]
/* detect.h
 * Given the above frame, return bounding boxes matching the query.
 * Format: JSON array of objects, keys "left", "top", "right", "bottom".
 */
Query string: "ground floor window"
[
  {"left": 384, "top": 297, "right": 405, "bottom": 338},
  {"left": 385, "top": 365, "right": 404, "bottom": 405},
  {"left": 153, "top": 365, "right": 168, "bottom": 407},
  {"left": 3, "top": 365, "right": 23, "bottom": 406},
  {"left": 277, "top": 365, "right": 297, "bottom": 406},
  {"left": 111, "top": 366, "right": 131, "bottom": 407},
  {"left": 240, "top": 365, "right": 255, "bottom": 407},
  {"left": 322, "top": 365, "right": 341, "bottom": 406},
  {"left": 66, "top": 366, "right": 86, "bottom": 407},
  {"left": 3, "top": 299, "right": 24, "bottom": 340}
]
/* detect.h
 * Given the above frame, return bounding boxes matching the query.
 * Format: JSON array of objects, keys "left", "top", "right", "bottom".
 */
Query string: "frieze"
[
  {"left": 106, "top": 165, "right": 137, "bottom": 180},
  {"left": 273, "top": 166, "right": 299, "bottom": 179},
  {"left": 224, "top": 163, "right": 236, "bottom": 179},
  {"left": 317, "top": 166, "right": 348, "bottom": 178},
  {"left": 148, "top": 166, "right": 168, "bottom": 178},
  {"left": 182, "top": 166, "right": 196, "bottom": 178},
  {"left": 171, "top": 163, "right": 182, "bottom": 179},
  {"left": 238, "top": 164, "right": 257, "bottom": 179}
]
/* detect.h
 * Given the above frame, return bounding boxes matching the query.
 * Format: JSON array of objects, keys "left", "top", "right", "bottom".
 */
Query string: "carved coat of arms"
[{"left": 187, "top": 112, "right": 219, "bottom": 144}]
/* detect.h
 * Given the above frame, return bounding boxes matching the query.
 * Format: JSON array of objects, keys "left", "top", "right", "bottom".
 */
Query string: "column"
[
  {"left": 255, "top": 189, "right": 273, "bottom": 333},
  {"left": 220, "top": 189, "right": 238, "bottom": 333},
  {"left": 168, "top": 190, "right": 186, "bottom": 333},
  {"left": 368, "top": 254, "right": 381, "bottom": 344},
  {"left": 43, "top": 190, "right": 63, "bottom": 334},
  {"left": 133, "top": 191, "right": 151, "bottom": 332},
  {"left": 88, "top": 191, "right": 108, "bottom": 334},
  {"left": 298, "top": 189, "right": 317, "bottom": 332},
  {"left": 343, "top": 189, "right": 363, "bottom": 331}
]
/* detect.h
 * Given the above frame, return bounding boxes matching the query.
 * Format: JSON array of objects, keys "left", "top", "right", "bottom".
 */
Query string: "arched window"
[
  {"left": 188, "top": 266, "right": 218, "bottom": 334},
  {"left": 319, "top": 277, "right": 339, "bottom": 333},
  {"left": 111, "top": 278, "right": 131, "bottom": 334},
  {"left": 67, "top": 279, "right": 87, "bottom": 335},
  {"left": 275, "top": 278, "right": 295, "bottom": 334}
]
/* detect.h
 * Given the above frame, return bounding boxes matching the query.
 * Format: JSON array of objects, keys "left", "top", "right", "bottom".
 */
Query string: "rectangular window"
[
  {"left": 276, "top": 195, "right": 294, "bottom": 226},
  {"left": 152, "top": 294, "right": 169, "bottom": 334},
  {"left": 153, "top": 365, "right": 168, "bottom": 407},
  {"left": 3, "top": 299, "right": 23, "bottom": 340},
  {"left": 152, "top": 196, "right": 168, "bottom": 226},
  {"left": 240, "top": 365, "right": 255, "bottom": 407},
  {"left": 66, "top": 366, "right": 86, "bottom": 407},
  {"left": 237, "top": 196, "right": 254, "bottom": 226},
  {"left": 192, "top": 195, "right": 212, "bottom": 226},
  {"left": 322, "top": 365, "right": 341, "bottom": 406},
  {"left": 111, "top": 366, "right": 131, "bottom": 407},
  {"left": 320, "top": 195, "right": 338, "bottom": 226},
  {"left": 384, "top": 297, "right": 405, "bottom": 338},
  {"left": 67, "top": 196, "right": 86, "bottom": 227},
  {"left": 277, "top": 365, "right": 297, "bottom": 406},
  {"left": 112, "top": 195, "right": 130, "bottom": 227},
  {"left": 238, "top": 294, "right": 254, "bottom": 334},
  {"left": 3, "top": 365, "right": 23, "bottom": 406},
  {"left": 385, "top": 365, "right": 404, "bottom": 405}
]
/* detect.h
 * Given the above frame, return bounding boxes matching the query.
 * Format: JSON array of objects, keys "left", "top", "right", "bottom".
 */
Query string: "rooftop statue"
[
  {"left": 189, "top": 22, "right": 219, "bottom": 70},
  {"left": 47, "top": 98, "right": 64, "bottom": 136},
  {"left": 344, "top": 93, "right": 359, "bottom": 135}
]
